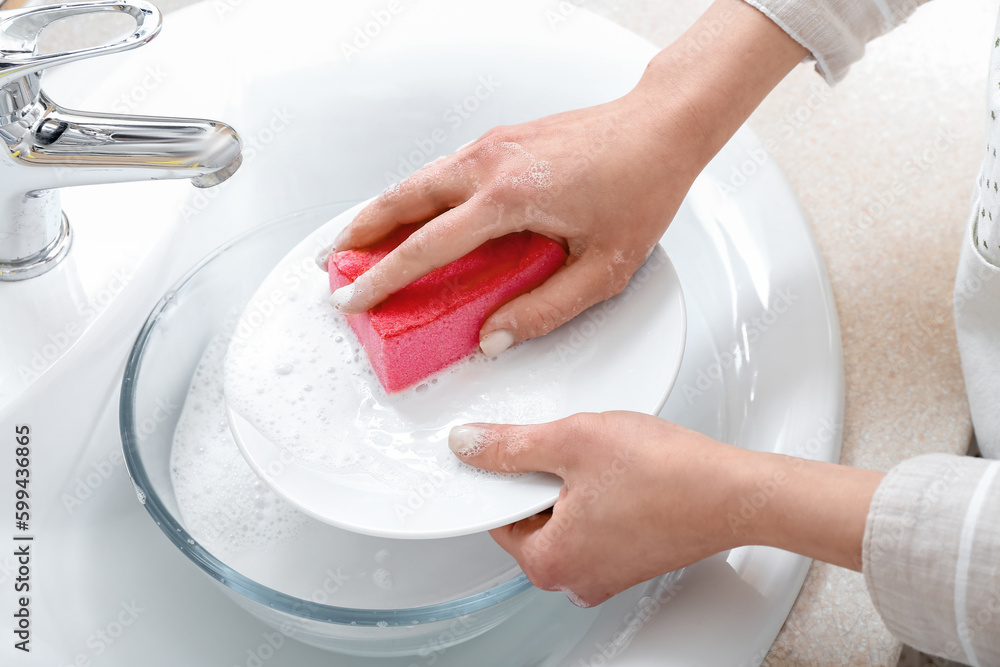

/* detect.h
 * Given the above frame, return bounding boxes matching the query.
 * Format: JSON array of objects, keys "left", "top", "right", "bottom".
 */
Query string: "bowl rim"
[{"left": 119, "top": 203, "right": 534, "bottom": 628}]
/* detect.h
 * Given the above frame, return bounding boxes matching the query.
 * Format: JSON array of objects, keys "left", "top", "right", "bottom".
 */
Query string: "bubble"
[
  {"left": 274, "top": 363, "right": 293, "bottom": 375},
  {"left": 372, "top": 568, "right": 393, "bottom": 591}
]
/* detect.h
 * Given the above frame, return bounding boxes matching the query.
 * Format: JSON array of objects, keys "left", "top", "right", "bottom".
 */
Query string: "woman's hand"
[
  {"left": 448, "top": 412, "right": 884, "bottom": 608},
  {"left": 322, "top": 0, "right": 809, "bottom": 356},
  {"left": 448, "top": 413, "right": 748, "bottom": 606},
  {"left": 324, "top": 92, "right": 704, "bottom": 357}
]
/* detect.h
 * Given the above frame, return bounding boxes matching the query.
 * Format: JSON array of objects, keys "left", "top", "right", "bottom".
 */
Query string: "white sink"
[{"left": 0, "top": 1, "right": 843, "bottom": 665}]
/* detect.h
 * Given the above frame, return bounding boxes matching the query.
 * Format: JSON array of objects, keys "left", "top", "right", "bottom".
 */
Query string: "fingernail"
[
  {"left": 315, "top": 244, "right": 334, "bottom": 271},
  {"left": 329, "top": 283, "right": 357, "bottom": 311},
  {"left": 480, "top": 330, "right": 516, "bottom": 357},
  {"left": 449, "top": 425, "right": 487, "bottom": 456},
  {"left": 333, "top": 227, "right": 351, "bottom": 251}
]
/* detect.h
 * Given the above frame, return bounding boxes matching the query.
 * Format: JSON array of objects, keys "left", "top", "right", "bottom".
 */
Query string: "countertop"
[{"left": 33, "top": 0, "right": 993, "bottom": 664}]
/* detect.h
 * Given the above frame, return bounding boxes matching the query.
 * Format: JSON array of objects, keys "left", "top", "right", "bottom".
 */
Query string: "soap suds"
[
  {"left": 170, "top": 334, "right": 525, "bottom": 608},
  {"left": 225, "top": 239, "right": 569, "bottom": 497},
  {"left": 559, "top": 586, "right": 592, "bottom": 608},
  {"left": 171, "top": 335, "right": 308, "bottom": 562},
  {"left": 502, "top": 428, "right": 534, "bottom": 458}
]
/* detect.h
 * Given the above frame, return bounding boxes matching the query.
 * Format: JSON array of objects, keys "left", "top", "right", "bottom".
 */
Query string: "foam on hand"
[{"left": 328, "top": 225, "right": 567, "bottom": 393}]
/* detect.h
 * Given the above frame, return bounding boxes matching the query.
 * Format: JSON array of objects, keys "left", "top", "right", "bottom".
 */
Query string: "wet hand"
[
  {"left": 448, "top": 411, "right": 883, "bottom": 608},
  {"left": 322, "top": 93, "right": 702, "bottom": 357},
  {"left": 447, "top": 412, "right": 746, "bottom": 607}
]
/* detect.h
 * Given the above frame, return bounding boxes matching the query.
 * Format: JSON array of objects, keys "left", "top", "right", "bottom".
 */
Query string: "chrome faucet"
[{"left": 0, "top": 1, "right": 242, "bottom": 281}]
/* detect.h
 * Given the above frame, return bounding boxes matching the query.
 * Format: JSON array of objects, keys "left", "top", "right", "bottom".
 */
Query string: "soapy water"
[
  {"left": 170, "top": 335, "right": 524, "bottom": 608},
  {"left": 171, "top": 335, "right": 308, "bottom": 561},
  {"left": 224, "top": 251, "right": 569, "bottom": 499}
]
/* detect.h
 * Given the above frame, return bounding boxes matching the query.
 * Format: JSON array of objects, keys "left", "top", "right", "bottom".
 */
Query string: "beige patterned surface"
[{"left": 34, "top": 0, "right": 992, "bottom": 663}]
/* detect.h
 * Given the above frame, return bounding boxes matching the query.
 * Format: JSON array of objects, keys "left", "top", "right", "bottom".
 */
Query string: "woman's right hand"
[
  {"left": 322, "top": 0, "right": 809, "bottom": 357},
  {"left": 324, "top": 85, "right": 705, "bottom": 357}
]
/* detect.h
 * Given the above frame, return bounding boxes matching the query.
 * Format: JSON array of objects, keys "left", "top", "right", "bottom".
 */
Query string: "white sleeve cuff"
[
  {"left": 863, "top": 454, "right": 1000, "bottom": 665},
  {"left": 742, "top": 0, "right": 930, "bottom": 83}
]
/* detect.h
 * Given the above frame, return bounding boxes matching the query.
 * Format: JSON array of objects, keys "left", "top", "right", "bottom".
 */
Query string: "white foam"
[
  {"left": 223, "top": 250, "right": 569, "bottom": 498},
  {"left": 559, "top": 586, "right": 592, "bottom": 608},
  {"left": 170, "top": 335, "right": 309, "bottom": 562},
  {"left": 170, "top": 336, "right": 524, "bottom": 609}
]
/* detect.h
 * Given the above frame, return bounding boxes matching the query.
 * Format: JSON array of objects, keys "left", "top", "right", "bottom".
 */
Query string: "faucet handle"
[{"left": 0, "top": 1, "right": 161, "bottom": 118}]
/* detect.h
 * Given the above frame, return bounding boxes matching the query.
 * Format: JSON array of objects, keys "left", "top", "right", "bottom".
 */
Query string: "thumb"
[
  {"left": 478, "top": 259, "right": 619, "bottom": 357},
  {"left": 448, "top": 422, "right": 575, "bottom": 474}
]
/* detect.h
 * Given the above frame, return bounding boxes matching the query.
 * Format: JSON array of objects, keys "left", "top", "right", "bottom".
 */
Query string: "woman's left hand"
[
  {"left": 448, "top": 412, "right": 747, "bottom": 606},
  {"left": 448, "top": 411, "right": 883, "bottom": 607}
]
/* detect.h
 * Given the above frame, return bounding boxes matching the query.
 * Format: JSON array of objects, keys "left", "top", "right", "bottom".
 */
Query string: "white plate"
[{"left": 224, "top": 201, "right": 686, "bottom": 539}]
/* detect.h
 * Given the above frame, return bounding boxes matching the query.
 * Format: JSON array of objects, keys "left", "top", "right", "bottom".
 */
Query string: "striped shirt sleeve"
[
  {"left": 742, "top": 0, "right": 933, "bottom": 83},
  {"left": 863, "top": 454, "right": 1000, "bottom": 665}
]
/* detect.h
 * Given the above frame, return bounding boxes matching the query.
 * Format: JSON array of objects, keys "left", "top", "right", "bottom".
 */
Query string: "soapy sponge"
[{"left": 328, "top": 225, "right": 567, "bottom": 393}]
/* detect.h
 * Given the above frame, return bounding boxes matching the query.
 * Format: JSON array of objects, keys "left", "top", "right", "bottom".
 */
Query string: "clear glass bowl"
[{"left": 119, "top": 203, "right": 538, "bottom": 657}]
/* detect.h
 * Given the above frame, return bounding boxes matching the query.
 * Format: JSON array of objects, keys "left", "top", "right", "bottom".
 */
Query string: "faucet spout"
[
  {"left": 0, "top": 0, "right": 243, "bottom": 281},
  {"left": 0, "top": 93, "right": 243, "bottom": 280},
  {"left": 22, "top": 94, "right": 243, "bottom": 189}
]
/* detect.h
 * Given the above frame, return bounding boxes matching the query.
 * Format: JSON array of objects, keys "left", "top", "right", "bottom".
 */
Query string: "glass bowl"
[{"left": 120, "top": 202, "right": 539, "bottom": 657}]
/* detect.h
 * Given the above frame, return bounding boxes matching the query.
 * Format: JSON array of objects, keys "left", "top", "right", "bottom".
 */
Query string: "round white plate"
[{"left": 224, "top": 201, "right": 686, "bottom": 539}]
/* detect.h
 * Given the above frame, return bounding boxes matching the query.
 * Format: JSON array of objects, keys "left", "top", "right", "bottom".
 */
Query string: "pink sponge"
[{"left": 329, "top": 225, "right": 567, "bottom": 393}]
